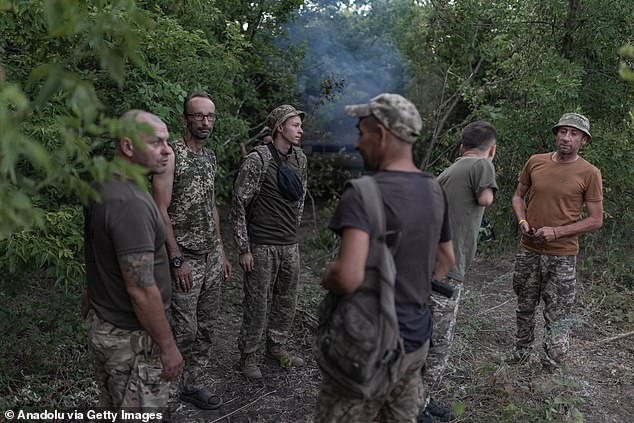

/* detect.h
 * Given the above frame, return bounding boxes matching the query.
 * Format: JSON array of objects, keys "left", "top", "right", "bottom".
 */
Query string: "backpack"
[{"left": 314, "top": 175, "right": 405, "bottom": 400}]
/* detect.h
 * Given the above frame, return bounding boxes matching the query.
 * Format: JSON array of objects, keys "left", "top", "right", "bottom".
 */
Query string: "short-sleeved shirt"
[
  {"left": 329, "top": 171, "right": 452, "bottom": 352},
  {"left": 84, "top": 178, "right": 171, "bottom": 330},
  {"left": 518, "top": 153, "right": 602, "bottom": 256},
  {"left": 437, "top": 157, "right": 497, "bottom": 281}
]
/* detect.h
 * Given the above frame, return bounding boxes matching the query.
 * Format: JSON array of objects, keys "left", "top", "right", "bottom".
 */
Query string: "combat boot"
[
  {"left": 240, "top": 353, "right": 262, "bottom": 379},
  {"left": 266, "top": 345, "right": 305, "bottom": 368}
]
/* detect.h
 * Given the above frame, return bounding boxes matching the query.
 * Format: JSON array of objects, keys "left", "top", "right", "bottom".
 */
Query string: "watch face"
[{"left": 171, "top": 256, "right": 183, "bottom": 268}]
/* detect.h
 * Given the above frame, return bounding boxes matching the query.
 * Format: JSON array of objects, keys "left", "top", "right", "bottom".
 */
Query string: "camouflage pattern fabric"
[
  {"left": 231, "top": 146, "right": 271, "bottom": 254},
  {"left": 85, "top": 309, "right": 170, "bottom": 409},
  {"left": 168, "top": 140, "right": 218, "bottom": 253},
  {"left": 171, "top": 243, "right": 224, "bottom": 391},
  {"left": 237, "top": 243, "right": 300, "bottom": 354},
  {"left": 512, "top": 247, "right": 577, "bottom": 364},
  {"left": 231, "top": 145, "right": 307, "bottom": 254},
  {"left": 314, "top": 340, "right": 429, "bottom": 423},
  {"left": 266, "top": 105, "right": 305, "bottom": 136},
  {"left": 552, "top": 112, "right": 591, "bottom": 138},
  {"left": 422, "top": 277, "right": 463, "bottom": 403},
  {"left": 345, "top": 93, "right": 423, "bottom": 144}
]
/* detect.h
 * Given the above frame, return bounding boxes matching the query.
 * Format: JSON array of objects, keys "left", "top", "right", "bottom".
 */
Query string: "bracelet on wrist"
[{"left": 518, "top": 219, "right": 527, "bottom": 225}]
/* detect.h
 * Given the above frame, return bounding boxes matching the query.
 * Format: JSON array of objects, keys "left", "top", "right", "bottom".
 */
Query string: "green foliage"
[
  {"left": 1, "top": 0, "right": 306, "bottom": 240},
  {"left": 582, "top": 284, "right": 634, "bottom": 325},
  {"left": 0, "top": 206, "right": 84, "bottom": 290},
  {"left": 0, "top": 278, "right": 93, "bottom": 410},
  {"left": 620, "top": 44, "right": 634, "bottom": 125},
  {"left": 393, "top": 0, "right": 634, "bottom": 286}
]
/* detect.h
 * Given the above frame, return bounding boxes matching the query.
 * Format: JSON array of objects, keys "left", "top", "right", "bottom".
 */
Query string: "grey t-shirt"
[
  {"left": 84, "top": 178, "right": 171, "bottom": 330},
  {"left": 437, "top": 157, "right": 497, "bottom": 281},
  {"left": 329, "top": 171, "right": 451, "bottom": 352}
]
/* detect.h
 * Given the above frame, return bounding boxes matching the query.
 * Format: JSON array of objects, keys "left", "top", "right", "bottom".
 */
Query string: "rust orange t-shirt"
[{"left": 519, "top": 153, "right": 602, "bottom": 256}]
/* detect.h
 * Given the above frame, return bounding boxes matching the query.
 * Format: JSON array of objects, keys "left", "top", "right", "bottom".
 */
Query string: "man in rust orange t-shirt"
[{"left": 510, "top": 112, "right": 603, "bottom": 370}]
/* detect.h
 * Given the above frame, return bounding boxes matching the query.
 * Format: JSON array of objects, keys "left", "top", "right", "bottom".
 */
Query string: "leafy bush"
[
  {"left": 0, "top": 277, "right": 93, "bottom": 411},
  {"left": 0, "top": 205, "right": 84, "bottom": 291}
]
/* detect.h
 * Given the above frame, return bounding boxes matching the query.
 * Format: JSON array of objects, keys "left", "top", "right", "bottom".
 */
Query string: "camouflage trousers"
[
  {"left": 422, "top": 277, "right": 463, "bottom": 405},
  {"left": 512, "top": 247, "right": 577, "bottom": 364},
  {"left": 171, "top": 243, "right": 224, "bottom": 391},
  {"left": 238, "top": 243, "right": 300, "bottom": 354},
  {"left": 85, "top": 309, "right": 170, "bottom": 409},
  {"left": 314, "top": 340, "right": 430, "bottom": 423}
]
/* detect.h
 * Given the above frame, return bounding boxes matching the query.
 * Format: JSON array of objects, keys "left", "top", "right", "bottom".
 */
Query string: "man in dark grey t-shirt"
[
  {"left": 315, "top": 93, "right": 455, "bottom": 423},
  {"left": 84, "top": 110, "right": 182, "bottom": 410}
]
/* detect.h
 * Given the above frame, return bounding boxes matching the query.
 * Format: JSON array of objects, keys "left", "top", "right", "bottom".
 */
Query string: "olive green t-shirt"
[
  {"left": 248, "top": 148, "right": 303, "bottom": 245},
  {"left": 437, "top": 157, "right": 497, "bottom": 281},
  {"left": 84, "top": 178, "right": 171, "bottom": 330}
]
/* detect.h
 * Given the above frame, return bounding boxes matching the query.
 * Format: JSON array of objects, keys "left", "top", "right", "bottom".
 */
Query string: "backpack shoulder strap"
[
  {"left": 243, "top": 145, "right": 273, "bottom": 208},
  {"left": 266, "top": 143, "right": 282, "bottom": 165},
  {"left": 346, "top": 176, "right": 385, "bottom": 240}
]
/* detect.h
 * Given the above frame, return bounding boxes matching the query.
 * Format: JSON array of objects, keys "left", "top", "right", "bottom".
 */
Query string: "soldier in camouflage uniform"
[
  {"left": 231, "top": 104, "right": 308, "bottom": 379},
  {"left": 152, "top": 93, "right": 230, "bottom": 409},
  {"left": 419, "top": 121, "right": 498, "bottom": 423},
  {"left": 84, "top": 110, "right": 182, "bottom": 411},
  {"left": 315, "top": 93, "right": 455, "bottom": 423},
  {"left": 511, "top": 113, "right": 602, "bottom": 370}
]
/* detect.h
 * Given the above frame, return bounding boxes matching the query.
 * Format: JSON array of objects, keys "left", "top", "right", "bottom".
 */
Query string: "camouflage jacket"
[
  {"left": 230, "top": 144, "right": 308, "bottom": 253},
  {"left": 168, "top": 139, "right": 218, "bottom": 252}
]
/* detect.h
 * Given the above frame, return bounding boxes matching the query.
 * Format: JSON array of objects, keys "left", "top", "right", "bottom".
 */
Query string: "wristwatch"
[{"left": 170, "top": 256, "right": 184, "bottom": 269}]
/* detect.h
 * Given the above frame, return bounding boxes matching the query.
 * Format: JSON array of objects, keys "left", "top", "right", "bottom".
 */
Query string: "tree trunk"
[
  {"left": 561, "top": 0, "right": 580, "bottom": 59},
  {"left": 419, "top": 58, "right": 484, "bottom": 170}
]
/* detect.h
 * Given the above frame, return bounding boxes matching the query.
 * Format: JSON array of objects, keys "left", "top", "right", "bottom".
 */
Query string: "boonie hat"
[
  {"left": 552, "top": 112, "right": 591, "bottom": 139},
  {"left": 345, "top": 93, "right": 422, "bottom": 144},
  {"left": 267, "top": 105, "right": 305, "bottom": 136}
]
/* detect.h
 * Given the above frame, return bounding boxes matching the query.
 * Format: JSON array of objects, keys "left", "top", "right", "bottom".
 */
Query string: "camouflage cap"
[
  {"left": 552, "top": 112, "right": 591, "bottom": 139},
  {"left": 345, "top": 93, "right": 422, "bottom": 144},
  {"left": 267, "top": 105, "right": 305, "bottom": 136}
]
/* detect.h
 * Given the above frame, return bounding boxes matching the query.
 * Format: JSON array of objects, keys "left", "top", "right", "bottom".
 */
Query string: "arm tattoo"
[{"left": 119, "top": 252, "right": 156, "bottom": 288}]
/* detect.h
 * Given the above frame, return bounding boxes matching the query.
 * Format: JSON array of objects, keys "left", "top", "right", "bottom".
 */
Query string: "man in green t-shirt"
[
  {"left": 419, "top": 121, "right": 498, "bottom": 423},
  {"left": 84, "top": 110, "right": 183, "bottom": 410}
]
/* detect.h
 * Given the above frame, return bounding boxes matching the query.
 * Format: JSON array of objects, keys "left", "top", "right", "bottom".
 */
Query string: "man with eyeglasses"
[{"left": 153, "top": 92, "right": 231, "bottom": 410}]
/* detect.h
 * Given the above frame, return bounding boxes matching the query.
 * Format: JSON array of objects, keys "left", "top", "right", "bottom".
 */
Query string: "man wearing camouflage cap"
[
  {"left": 231, "top": 104, "right": 308, "bottom": 379},
  {"left": 315, "top": 93, "right": 454, "bottom": 422},
  {"left": 510, "top": 112, "right": 603, "bottom": 370}
]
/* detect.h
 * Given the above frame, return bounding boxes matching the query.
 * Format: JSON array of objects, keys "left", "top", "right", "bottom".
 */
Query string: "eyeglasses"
[{"left": 186, "top": 112, "right": 217, "bottom": 122}]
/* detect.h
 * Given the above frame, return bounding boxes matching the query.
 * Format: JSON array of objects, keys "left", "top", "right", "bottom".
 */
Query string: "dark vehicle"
[{"left": 301, "top": 141, "right": 364, "bottom": 196}]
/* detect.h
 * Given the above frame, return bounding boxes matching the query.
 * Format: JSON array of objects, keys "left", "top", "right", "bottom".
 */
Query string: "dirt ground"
[{"left": 168, "top": 208, "right": 634, "bottom": 423}]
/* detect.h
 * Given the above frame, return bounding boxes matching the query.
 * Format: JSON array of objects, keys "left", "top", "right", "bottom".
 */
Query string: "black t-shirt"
[{"left": 329, "top": 171, "right": 451, "bottom": 352}]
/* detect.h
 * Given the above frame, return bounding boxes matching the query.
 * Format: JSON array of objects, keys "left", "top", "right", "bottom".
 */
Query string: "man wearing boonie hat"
[
  {"left": 509, "top": 112, "right": 603, "bottom": 370},
  {"left": 314, "top": 93, "right": 455, "bottom": 422},
  {"left": 231, "top": 104, "right": 308, "bottom": 380}
]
